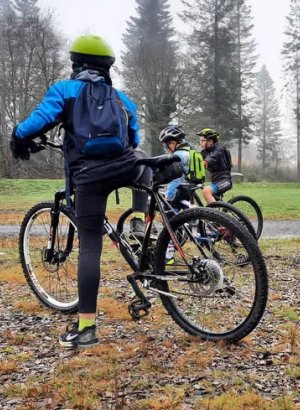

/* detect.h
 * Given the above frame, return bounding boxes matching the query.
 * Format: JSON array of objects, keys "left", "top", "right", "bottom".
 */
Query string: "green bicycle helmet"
[
  {"left": 197, "top": 128, "right": 219, "bottom": 142},
  {"left": 70, "top": 35, "right": 115, "bottom": 67}
]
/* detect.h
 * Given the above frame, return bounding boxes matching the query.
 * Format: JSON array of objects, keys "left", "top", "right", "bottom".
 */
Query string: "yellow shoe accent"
[{"left": 131, "top": 212, "right": 145, "bottom": 221}]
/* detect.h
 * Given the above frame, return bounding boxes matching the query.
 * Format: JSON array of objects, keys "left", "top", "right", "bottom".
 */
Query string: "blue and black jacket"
[
  {"left": 15, "top": 70, "right": 140, "bottom": 184},
  {"left": 165, "top": 142, "right": 190, "bottom": 201}
]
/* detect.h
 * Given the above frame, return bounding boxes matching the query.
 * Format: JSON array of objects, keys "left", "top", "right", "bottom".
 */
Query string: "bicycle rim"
[
  {"left": 207, "top": 201, "right": 257, "bottom": 239},
  {"left": 228, "top": 195, "right": 263, "bottom": 239},
  {"left": 20, "top": 203, "right": 79, "bottom": 312},
  {"left": 116, "top": 207, "right": 160, "bottom": 261},
  {"left": 154, "top": 208, "right": 268, "bottom": 342}
]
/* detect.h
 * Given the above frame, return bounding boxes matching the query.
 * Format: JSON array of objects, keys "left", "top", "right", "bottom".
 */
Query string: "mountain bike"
[
  {"left": 193, "top": 185, "right": 263, "bottom": 239},
  {"left": 117, "top": 182, "right": 257, "bottom": 252},
  {"left": 122, "top": 183, "right": 262, "bottom": 240},
  {"left": 19, "top": 139, "right": 268, "bottom": 342}
]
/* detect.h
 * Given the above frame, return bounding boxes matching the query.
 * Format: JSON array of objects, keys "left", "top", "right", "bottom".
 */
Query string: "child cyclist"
[
  {"left": 10, "top": 35, "right": 151, "bottom": 349},
  {"left": 158, "top": 125, "right": 203, "bottom": 264},
  {"left": 158, "top": 125, "right": 192, "bottom": 208},
  {"left": 197, "top": 128, "right": 232, "bottom": 204}
]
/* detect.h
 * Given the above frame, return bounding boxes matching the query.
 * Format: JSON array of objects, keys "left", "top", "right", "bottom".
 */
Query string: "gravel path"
[{"left": 1, "top": 219, "right": 300, "bottom": 238}]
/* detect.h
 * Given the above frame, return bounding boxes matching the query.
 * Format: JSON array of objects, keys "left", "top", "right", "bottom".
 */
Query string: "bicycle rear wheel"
[
  {"left": 228, "top": 195, "right": 263, "bottom": 239},
  {"left": 154, "top": 208, "right": 268, "bottom": 342},
  {"left": 117, "top": 207, "right": 160, "bottom": 260},
  {"left": 19, "top": 202, "right": 79, "bottom": 313},
  {"left": 116, "top": 207, "right": 134, "bottom": 234},
  {"left": 207, "top": 201, "right": 257, "bottom": 239},
  {"left": 193, "top": 192, "right": 257, "bottom": 239}
]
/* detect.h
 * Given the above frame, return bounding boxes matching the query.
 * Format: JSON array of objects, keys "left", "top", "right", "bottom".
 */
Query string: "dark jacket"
[
  {"left": 15, "top": 70, "right": 140, "bottom": 184},
  {"left": 201, "top": 144, "right": 232, "bottom": 183}
]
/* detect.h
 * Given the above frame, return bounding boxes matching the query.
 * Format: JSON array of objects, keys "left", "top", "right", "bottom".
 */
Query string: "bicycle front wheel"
[
  {"left": 19, "top": 202, "right": 79, "bottom": 313},
  {"left": 228, "top": 195, "right": 263, "bottom": 239},
  {"left": 154, "top": 208, "right": 268, "bottom": 342}
]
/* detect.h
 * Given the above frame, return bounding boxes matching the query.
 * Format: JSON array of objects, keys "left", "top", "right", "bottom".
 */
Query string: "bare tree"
[{"left": 0, "top": 0, "right": 65, "bottom": 177}]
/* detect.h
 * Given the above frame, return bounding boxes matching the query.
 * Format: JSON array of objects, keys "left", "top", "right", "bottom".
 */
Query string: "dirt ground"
[{"left": 0, "top": 233, "right": 299, "bottom": 409}]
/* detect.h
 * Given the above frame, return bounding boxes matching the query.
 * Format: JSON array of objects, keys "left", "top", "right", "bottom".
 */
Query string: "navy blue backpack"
[{"left": 72, "top": 81, "right": 129, "bottom": 157}]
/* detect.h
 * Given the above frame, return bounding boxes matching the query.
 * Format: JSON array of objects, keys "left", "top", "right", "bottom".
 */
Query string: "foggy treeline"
[{"left": 1, "top": 0, "right": 300, "bottom": 181}]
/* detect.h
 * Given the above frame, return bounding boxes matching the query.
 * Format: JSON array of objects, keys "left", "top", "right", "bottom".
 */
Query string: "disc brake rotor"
[{"left": 188, "top": 258, "right": 224, "bottom": 296}]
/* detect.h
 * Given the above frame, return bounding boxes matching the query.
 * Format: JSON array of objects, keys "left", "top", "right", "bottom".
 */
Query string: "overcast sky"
[{"left": 38, "top": 0, "right": 290, "bottom": 86}]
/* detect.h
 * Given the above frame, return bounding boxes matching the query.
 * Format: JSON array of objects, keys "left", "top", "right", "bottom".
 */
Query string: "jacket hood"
[{"left": 73, "top": 69, "right": 106, "bottom": 83}]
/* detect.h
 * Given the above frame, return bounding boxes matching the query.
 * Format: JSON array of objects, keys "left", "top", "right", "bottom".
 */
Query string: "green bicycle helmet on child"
[
  {"left": 197, "top": 128, "right": 219, "bottom": 142},
  {"left": 69, "top": 35, "right": 115, "bottom": 67}
]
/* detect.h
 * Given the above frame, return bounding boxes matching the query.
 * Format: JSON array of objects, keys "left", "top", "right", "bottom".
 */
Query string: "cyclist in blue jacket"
[{"left": 10, "top": 35, "right": 151, "bottom": 349}]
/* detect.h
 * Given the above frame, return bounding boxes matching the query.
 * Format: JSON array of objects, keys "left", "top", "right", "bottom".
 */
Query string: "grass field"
[
  {"left": 0, "top": 179, "right": 300, "bottom": 220},
  {"left": 0, "top": 179, "right": 131, "bottom": 213}
]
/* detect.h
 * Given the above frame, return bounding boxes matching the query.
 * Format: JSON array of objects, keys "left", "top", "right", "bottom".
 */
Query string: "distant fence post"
[{"left": 231, "top": 172, "right": 244, "bottom": 183}]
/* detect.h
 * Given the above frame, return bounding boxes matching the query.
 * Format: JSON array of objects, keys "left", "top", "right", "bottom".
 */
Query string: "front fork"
[{"left": 44, "top": 190, "right": 75, "bottom": 263}]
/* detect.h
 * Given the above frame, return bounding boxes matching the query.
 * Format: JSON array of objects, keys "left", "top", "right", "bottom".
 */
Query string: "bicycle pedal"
[{"left": 128, "top": 299, "right": 151, "bottom": 320}]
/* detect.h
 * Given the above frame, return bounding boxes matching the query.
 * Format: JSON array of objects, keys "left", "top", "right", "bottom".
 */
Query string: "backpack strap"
[
  {"left": 224, "top": 147, "right": 232, "bottom": 170},
  {"left": 63, "top": 137, "right": 72, "bottom": 209}
]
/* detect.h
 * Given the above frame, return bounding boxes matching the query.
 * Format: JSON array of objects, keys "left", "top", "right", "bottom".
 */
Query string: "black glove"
[
  {"left": 10, "top": 128, "right": 46, "bottom": 160},
  {"left": 30, "top": 135, "right": 47, "bottom": 154}
]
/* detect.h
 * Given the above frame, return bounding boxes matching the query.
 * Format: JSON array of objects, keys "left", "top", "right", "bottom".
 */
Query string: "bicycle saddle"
[{"left": 135, "top": 154, "right": 180, "bottom": 170}]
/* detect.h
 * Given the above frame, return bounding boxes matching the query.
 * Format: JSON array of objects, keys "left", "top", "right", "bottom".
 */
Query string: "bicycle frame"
[
  {"left": 41, "top": 145, "right": 217, "bottom": 319},
  {"left": 46, "top": 181, "right": 194, "bottom": 287},
  {"left": 104, "top": 182, "right": 191, "bottom": 273}
]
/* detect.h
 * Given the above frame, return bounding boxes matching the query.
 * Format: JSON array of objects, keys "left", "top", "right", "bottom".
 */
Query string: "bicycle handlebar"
[
  {"left": 45, "top": 140, "right": 63, "bottom": 150},
  {"left": 33, "top": 135, "right": 63, "bottom": 151},
  {"left": 135, "top": 153, "right": 180, "bottom": 170},
  {"left": 33, "top": 137, "right": 183, "bottom": 171}
]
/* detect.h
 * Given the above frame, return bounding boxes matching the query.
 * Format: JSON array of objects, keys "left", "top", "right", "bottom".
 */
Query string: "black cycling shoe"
[
  {"left": 129, "top": 217, "right": 145, "bottom": 239},
  {"left": 59, "top": 322, "right": 99, "bottom": 349}
]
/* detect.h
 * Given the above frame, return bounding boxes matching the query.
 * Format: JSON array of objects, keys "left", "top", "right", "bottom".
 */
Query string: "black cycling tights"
[{"left": 75, "top": 165, "right": 151, "bottom": 313}]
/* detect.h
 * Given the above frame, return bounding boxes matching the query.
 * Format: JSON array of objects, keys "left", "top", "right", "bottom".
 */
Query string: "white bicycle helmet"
[{"left": 158, "top": 125, "right": 185, "bottom": 144}]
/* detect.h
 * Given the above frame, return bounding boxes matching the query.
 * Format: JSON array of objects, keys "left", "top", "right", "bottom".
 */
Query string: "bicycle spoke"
[
  {"left": 154, "top": 208, "right": 268, "bottom": 342},
  {"left": 20, "top": 204, "right": 79, "bottom": 311}
]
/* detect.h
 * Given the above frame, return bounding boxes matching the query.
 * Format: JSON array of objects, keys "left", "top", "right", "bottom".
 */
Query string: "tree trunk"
[
  {"left": 297, "top": 57, "right": 300, "bottom": 179},
  {"left": 237, "top": 0, "right": 242, "bottom": 172}
]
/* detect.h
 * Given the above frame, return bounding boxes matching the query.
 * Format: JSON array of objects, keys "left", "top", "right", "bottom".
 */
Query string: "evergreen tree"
[
  {"left": 121, "top": 0, "right": 178, "bottom": 155},
  {"left": 255, "top": 65, "right": 282, "bottom": 170},
  {"left": 180, "top": 0, "right": 240, "bottom": 144},
  {"left": 180, "top": 0, "right": 257, "bottom": 164},
  {"left": 230, "top": 0, "right": 257, "bottom": 171},
  {"left": 282, "top": 0, "right": 300, "bottom": 179}
]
